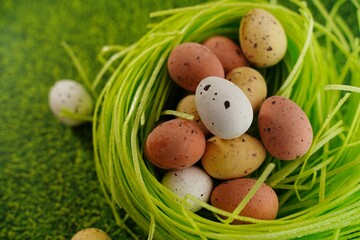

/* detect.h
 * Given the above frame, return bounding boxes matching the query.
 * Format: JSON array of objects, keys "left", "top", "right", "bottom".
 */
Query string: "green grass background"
[{"left": 0, "top": 0, "right": 357, "bottom": 239}]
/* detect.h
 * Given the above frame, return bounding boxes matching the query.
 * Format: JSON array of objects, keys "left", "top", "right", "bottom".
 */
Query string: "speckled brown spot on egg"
[{"left": 224, "top": 101, "right": 230, "bottom": 109}]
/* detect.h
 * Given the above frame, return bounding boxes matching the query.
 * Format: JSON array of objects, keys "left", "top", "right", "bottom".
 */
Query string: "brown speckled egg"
[
  {"left": 71, "top": 228, "right": 111, "bottom": 240},
  {"left": 167, "top": 42, "right": 224, "bottom": 92},
  {"left": 201, "top": 134, "right": 266, "bottom": 180},
  {"left": 226, "top": 67, "right": 267, "bottom": 112},
  {"left": 202, "top": 36, "right": 249, "bottom": 74},
  {"left": 258, "top": 96, "right": 313, "bottom": 160},
  {"left": 176, "top": 94, "right": 211, "bottom": 136},
  {"left": 240, "top": 8, "right": 287, "bottom": 67},
  {"left": 144, "top": 119, "right": 206, "bottom": 170},
  {"left": 211, "top": 178, "right": 278, "bottom": 224}
]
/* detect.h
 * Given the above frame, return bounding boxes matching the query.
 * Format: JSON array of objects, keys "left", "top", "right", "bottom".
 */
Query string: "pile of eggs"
[
  {"left": 48, "top": 8, "right": 314, "bottom": 227},
  {"left": 144, "top": 8, "right": 313, "bottom": 223}
]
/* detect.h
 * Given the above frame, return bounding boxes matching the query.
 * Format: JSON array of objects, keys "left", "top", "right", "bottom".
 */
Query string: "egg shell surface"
[
  {"left": 71, "top": 228, "right": 111, "bottom": 240},
  {"left": 240, "top": 8, "right": 287, "bottom": 67},
  {"left": 201, "top": 134, "right": 266, "bottom": 180},
  {"left": 210, "top": 178, "right": 278, "bottom": 224},
  {"left": 176, "top": 94, "right": 211, "bottom": 136},
  {"left": 161, "top": 166, "right": 213, "bottom": 212},
  {"left": 167, "top": 42, "right": 224, "bottom": 92},
  {"left": 48, "top": 79, "right": 94, "bottom": 126},
  {"left": 226, "top": 66, "right": 267, "bottom": 112},
  {"left": 144, "top": 119, "right": 206, "bottom": 170},
  {"left": 258, "top": 96, "right": 313, "bottom": 160},
  {"left": 202, "top": 36, "right": 249, "bottom": 74},
  {"left": 195, "top": 76, "right": 253, "bottom": 139}
]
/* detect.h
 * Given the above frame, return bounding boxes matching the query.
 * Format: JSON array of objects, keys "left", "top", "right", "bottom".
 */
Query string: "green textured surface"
[
  {"left": 0, "top": 1, "right": 205, "bottom": 239},
  {"left": 0, "top": 0, "right": 357, "bottom": 239}
]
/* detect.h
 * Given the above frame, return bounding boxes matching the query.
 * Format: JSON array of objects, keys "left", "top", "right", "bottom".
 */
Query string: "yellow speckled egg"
[
  {"left": 176, "top": 94, "right": 211, "bottom": 136},
  {"left": 240, "top": 8, "right": 287, "bottom": 67},
  {"left": 226, "top": 66, "right": 267, "bottom": 112},
  {"left": 210, "top": 178, "right": 278, "bottom": 224},
  {"left": 201, "top": 134, "right": 266, "bottom": 180},
  {"left": 71, "top": 228, "right": 111, "bottom": 240}
]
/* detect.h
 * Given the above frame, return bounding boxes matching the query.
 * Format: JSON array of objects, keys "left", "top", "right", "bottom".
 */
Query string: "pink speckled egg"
[
  {"left": 167, "top": 42, "right": 224, "bottom": 92},
  {"left": 211, "top": 178, "right": 278, "bottom": 224},
  {"left": 258, "top": 96, "right": 313, "bottom": 160}
]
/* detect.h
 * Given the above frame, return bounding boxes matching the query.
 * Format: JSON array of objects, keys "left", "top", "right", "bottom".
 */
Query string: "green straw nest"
[{"left": 92, "top": 0, "right": 360, "bottom": 239}]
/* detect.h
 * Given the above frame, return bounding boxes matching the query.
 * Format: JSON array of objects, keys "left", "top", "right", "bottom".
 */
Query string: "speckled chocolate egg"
[
  {"left": 167, "top": 42, "right": 224, "bottom": 91},
  {"left": 195, "top": 76, "right": 253, "bottom": 139},
  {"left": 201, "top": 134, "right": 266, "bottom": 180},
  {"left": 49, "top": 79, "right": 94, "bottom": 126},
  {"left": 258, "top": 96, "right": 313, "bottom": 160},
  {"left": 202, "top": 36, "right": 249, "bottom": 74},
  {"left": 144, "top": 119, "right": 206, "bottom": 169},
  {"left": 240, "top": 8, "right": 287, "bottom": 67},
  {"left": 176, "top": 94, "right": 211, "bottom": 136},
  {"left": 71, "top": 228, "right": 111, "bottom": 240},
  {"left": 210, "top": 178, "right": 278, "bottom": 224},
  {"left": 161, "top": 166, "right": 213, "bottom": 212},
  {"left": 226, "top": 67, "right": 267, "bottom": 112}
]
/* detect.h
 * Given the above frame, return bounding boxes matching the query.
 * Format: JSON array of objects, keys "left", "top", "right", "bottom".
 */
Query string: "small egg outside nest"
[
  {"left": 48, "top": 79, "right": 93, "bottom": 126},
  {"left": 71, "top": 228, "right": 111, "bottom": 240}
]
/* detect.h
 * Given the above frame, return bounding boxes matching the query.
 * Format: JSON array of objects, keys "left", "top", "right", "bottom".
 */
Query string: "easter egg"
[
  {"left": 48, "top": 79, "right": 94, "bottom": 126},
  {"left": 176, "top": 94, "right": 211, "bottom": 136},
  {"left": 201, "top": 134, "right": 266, "bottom": 180},
  {"left": 226, "top": 66, "right": 267, "bottom": 112},
  {"left": 195, "top": 76, "right": 253, "bottom": 139},
  {"left": 210, "top": 178, "right": 278, "bottom": 224},
  {"left": 240, "top": 8, "right": 287, "bottom": 67},
  {"left": 202, "top": 35, "right": 249, "bottom": 74},
  {"left": 167, "top": 42, "right": 224, "bottom": 92},
  {"left": 71, "top": 228, "right": 111, "bottom": 240},
  {"left": 161, "top": 166, "right": 213, "bottom": 212},
  {"left": 144, "top": 119, "right": 206, "bottom": 169},
  {"left": 258, "top": 96, "right": 313, "bottom": 160}
]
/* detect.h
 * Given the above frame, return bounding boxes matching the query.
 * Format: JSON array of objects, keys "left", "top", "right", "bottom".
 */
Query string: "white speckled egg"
[
  {"left": 161, "top": 166, "right": 213, "bottom": 212},
  {"left": 195, "top": 76, "right": 253, "bottom": 139},
  {"left": 49, "top": 79, "right": 93, "bottom": 126}
]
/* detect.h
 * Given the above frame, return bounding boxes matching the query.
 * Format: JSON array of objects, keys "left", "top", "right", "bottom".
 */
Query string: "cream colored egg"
[
  {"left": 201, "top": 134, "right": 266, "bottom": 180},
  {"left": 71, "top": 228, "right": 111, "bottom": 240},
  {"left": 226, "top": 67, "right": 267, "bottom": 112},
  {"left": 240, "top": 8, "right": 287, "bottom": 67},
  {"left": 176, "top": 94, "right": 211, "bottom": 136}
]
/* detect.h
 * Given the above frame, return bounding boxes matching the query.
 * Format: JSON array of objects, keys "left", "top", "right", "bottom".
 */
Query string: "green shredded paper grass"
[{"left": 86, "top": 0, "right": 359, "bottom": 239}]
